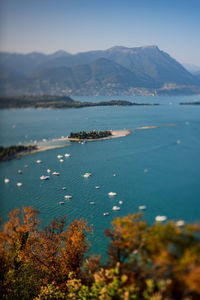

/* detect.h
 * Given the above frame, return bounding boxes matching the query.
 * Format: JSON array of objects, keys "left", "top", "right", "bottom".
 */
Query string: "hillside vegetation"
[{"left": 1, "top": 46, "right": 200, "bottom": 96}]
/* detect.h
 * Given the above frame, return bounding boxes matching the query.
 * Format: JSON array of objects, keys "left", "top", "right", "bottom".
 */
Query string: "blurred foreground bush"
[{"left": 0, "top": 207, "right": 200, "bottom": 299}]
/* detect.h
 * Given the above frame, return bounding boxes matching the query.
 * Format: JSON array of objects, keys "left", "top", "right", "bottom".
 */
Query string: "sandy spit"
[
  {"left": 134, "top": 123, "right": 176, "bottom": 130},
  {"left": 16, "top": 144, "right": 70, "bottom": 159}
]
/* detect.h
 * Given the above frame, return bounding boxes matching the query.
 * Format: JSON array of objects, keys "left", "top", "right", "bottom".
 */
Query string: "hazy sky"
[{"left": 0, "top": 0, "right": 200, "bottom": 65}]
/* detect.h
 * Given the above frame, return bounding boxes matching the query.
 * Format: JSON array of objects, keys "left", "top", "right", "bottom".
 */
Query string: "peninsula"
[
  {"left": 0, "top": 145, "right": 37, "bottom": 161},
  {"left": 180, "top": 101, "right": 200, "bottom": 105},
  {"left": 0, "top": 95, "right": 159, "bottom": 109}
]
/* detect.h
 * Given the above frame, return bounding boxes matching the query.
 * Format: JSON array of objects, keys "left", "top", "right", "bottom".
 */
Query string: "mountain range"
[{"left": 0, "top": 46, "right": 200, "bottom": 96}]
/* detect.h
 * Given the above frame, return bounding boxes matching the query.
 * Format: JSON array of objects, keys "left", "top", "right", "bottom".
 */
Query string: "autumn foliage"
[
  {"left": 0, "top": 206, "right": 92, "bottom": 299},
  {"left": 0, "top": 207, "right": 200, "bottom": 299}
]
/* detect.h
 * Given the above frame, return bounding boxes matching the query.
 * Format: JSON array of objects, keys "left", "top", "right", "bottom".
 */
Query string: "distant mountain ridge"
[{"left": 0, "top": 46, "right": 200, "bottom": 96}]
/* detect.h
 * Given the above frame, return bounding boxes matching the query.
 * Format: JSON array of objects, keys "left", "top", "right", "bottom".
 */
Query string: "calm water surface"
[{"left": 0, "top": 95, "right": 200, "bottom": 255}]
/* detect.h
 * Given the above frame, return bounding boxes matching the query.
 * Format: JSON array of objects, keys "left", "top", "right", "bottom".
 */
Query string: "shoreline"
[{"left": 1, "top": 124, "right": 176, "bottom": 161}]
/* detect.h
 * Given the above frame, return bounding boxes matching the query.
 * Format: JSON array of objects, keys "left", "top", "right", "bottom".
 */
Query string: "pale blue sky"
[{"left": 0, "top": 0, "right": 200, "bottom": 65}]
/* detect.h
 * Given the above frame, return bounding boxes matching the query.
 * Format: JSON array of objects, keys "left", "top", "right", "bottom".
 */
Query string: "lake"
[{"left": 0, "top": 95, "right": 200, "bottom": 255}]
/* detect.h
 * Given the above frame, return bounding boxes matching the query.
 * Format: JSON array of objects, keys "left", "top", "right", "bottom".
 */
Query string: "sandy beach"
[{"left": 16, "top": 144, "right": 70, "bottom": 159}]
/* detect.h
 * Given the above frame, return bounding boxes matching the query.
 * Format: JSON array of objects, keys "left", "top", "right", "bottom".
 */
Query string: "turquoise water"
[{"left": 0, "top": 95, "right": 200, "bottom": 255}]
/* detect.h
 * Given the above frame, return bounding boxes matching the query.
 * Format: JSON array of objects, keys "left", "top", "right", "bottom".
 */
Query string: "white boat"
[
  {"left": 90, "top": 201, "right": 95, "bottom": 205},
  {"left": 119, "top": 200, "right": 123, "bottom": 205},
  {"left": 47, "top": 169, "right": 51, "bottom": 173},
  {"left": 24, "top": 165, "right": 28, "bottom": 168},
  {"left": 139, "top": 205, "right": 146, "bottom": 210},
  {"left": 112, "top": 206, "right": 120, "bottom": 211},
  {"left": 36, "top": 160, "right": 42, "bottom": 164},
  {"left": 18, "top": 170, "right": 23, "bottom": 174},
  {"left": 83, "top": 172, "right": 92, "bottom": 178},
  {"left": 113, "top": 173, "right": 116, "bottom": 177},
  {"left": 95, "top": 186, "right": 100, "bottom": 189},
  {"left": 17, "top": 182, "right": 23, "bottom": 187},
  {"left": 62, "top": 186, "right": 66, "bottom": 190},
  {"left": 57, "top": 155, "right": 63, "bottom": 159},
  {"left": 59, "top": 159, "right": 64, "bottom": 163},
  {"left": 175, "top": 220, "right": 185, "bottom": 227},
  {"left": 108, "top": 192, "right": 117, "bottom": 196},
  {"left": 103, "top": 212, "right": 109, "bottom": 216},
  {"left": 4, "top": 178, "right": 10, "bottom": 183},
  {"left": 155, "top": 216, "right": 167, "bottom": 222},
  {"left": 59, "top": 201, "right": 64, "bottom": 205},
  {"left": 40, "top": 175, "right": 50, "bottom": 180},
  {"left": 64, "top": 153, "right": 71, "bottom": 157},
  {"left": 65, "top": 195, "right": 72, "bottom": 199},
  {"left": 144, "top": 169, "right": 148, "bottom": 173},
  {"left": 52, "top": 171, "right": 60, "bottom": 175}
]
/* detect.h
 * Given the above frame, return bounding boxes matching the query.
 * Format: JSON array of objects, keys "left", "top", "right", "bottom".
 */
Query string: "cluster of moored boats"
[{"left": 3, "top": 151, "right": 185, "bottom": 226}]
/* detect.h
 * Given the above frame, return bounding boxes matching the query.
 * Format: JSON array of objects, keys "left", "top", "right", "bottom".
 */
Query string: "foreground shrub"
[{"left": 0, "top": 208, "right": 200, "bottom": 299}]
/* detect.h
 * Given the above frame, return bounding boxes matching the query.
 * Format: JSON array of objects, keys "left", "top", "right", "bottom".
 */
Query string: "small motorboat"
[
  {"left": 112, "top": 206, "right": 120, "bottom": 211},
  {"left": 103, "top": 212, "right": 109, "bottom": 216},
  {"left": 18, "top": 170, "right": 23, "bottom": 174},
  {"left": 83, "top": 172, "right": 92, "bottom": 178},
  {"left": 90, "top": 201, "right": 95, "bottom": 205},
  {"left": 155, "top": 216, "right": 167, "bottom": 222},
  {"left": 17, "top": 182, "right": 23, "bottom": 187},
  {"left": 57, "top": 155, "right": 63, "bottom": 159},
  {"left": 40, "top": 175, "right": 50, "bottom": 180},
  {"left": 119, "top": 200, "right": 123, "bottom": 205},
  {"left": 175, "top": 220, "right": 185, "bottom": 227},
  {"left": 24, "top": 165, "right": 28, "bottom": 168},
  {"left": 47, "top": 169, "right": 51, "bottom": 173},
  {"left": 62, "top": 187, "right": 66, "bottom": 190},
  {"left": 139, "top": 205, "right": 146, "bottom": 210},
  {"left": 108, "top": 192, "right": 117, "bottom": 196},
  {"left": 59, "top": 201, "right": 65, "bottom": 205},
  {"left": 52, "top": 172, "right": 60, "bottom": 175},
  {"left": 36, "top": 160, "right": 42, "bottom": 164},
  {"left": 65, "top": 153, "right": 71, "bottom": 157},
  {"left": 64, "top": 195, "right": 72, "bottom": 199},
  {"left": 59, "top": 159, "right": 64, "bottom": 163},
  {"left": 4, "top": 178, "right": 10, "bottom": 183}
]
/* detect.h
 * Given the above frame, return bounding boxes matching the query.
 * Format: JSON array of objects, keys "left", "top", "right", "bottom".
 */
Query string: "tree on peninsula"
[{"left": 69, "top": 130, "right": 112, "bottom": 140}]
